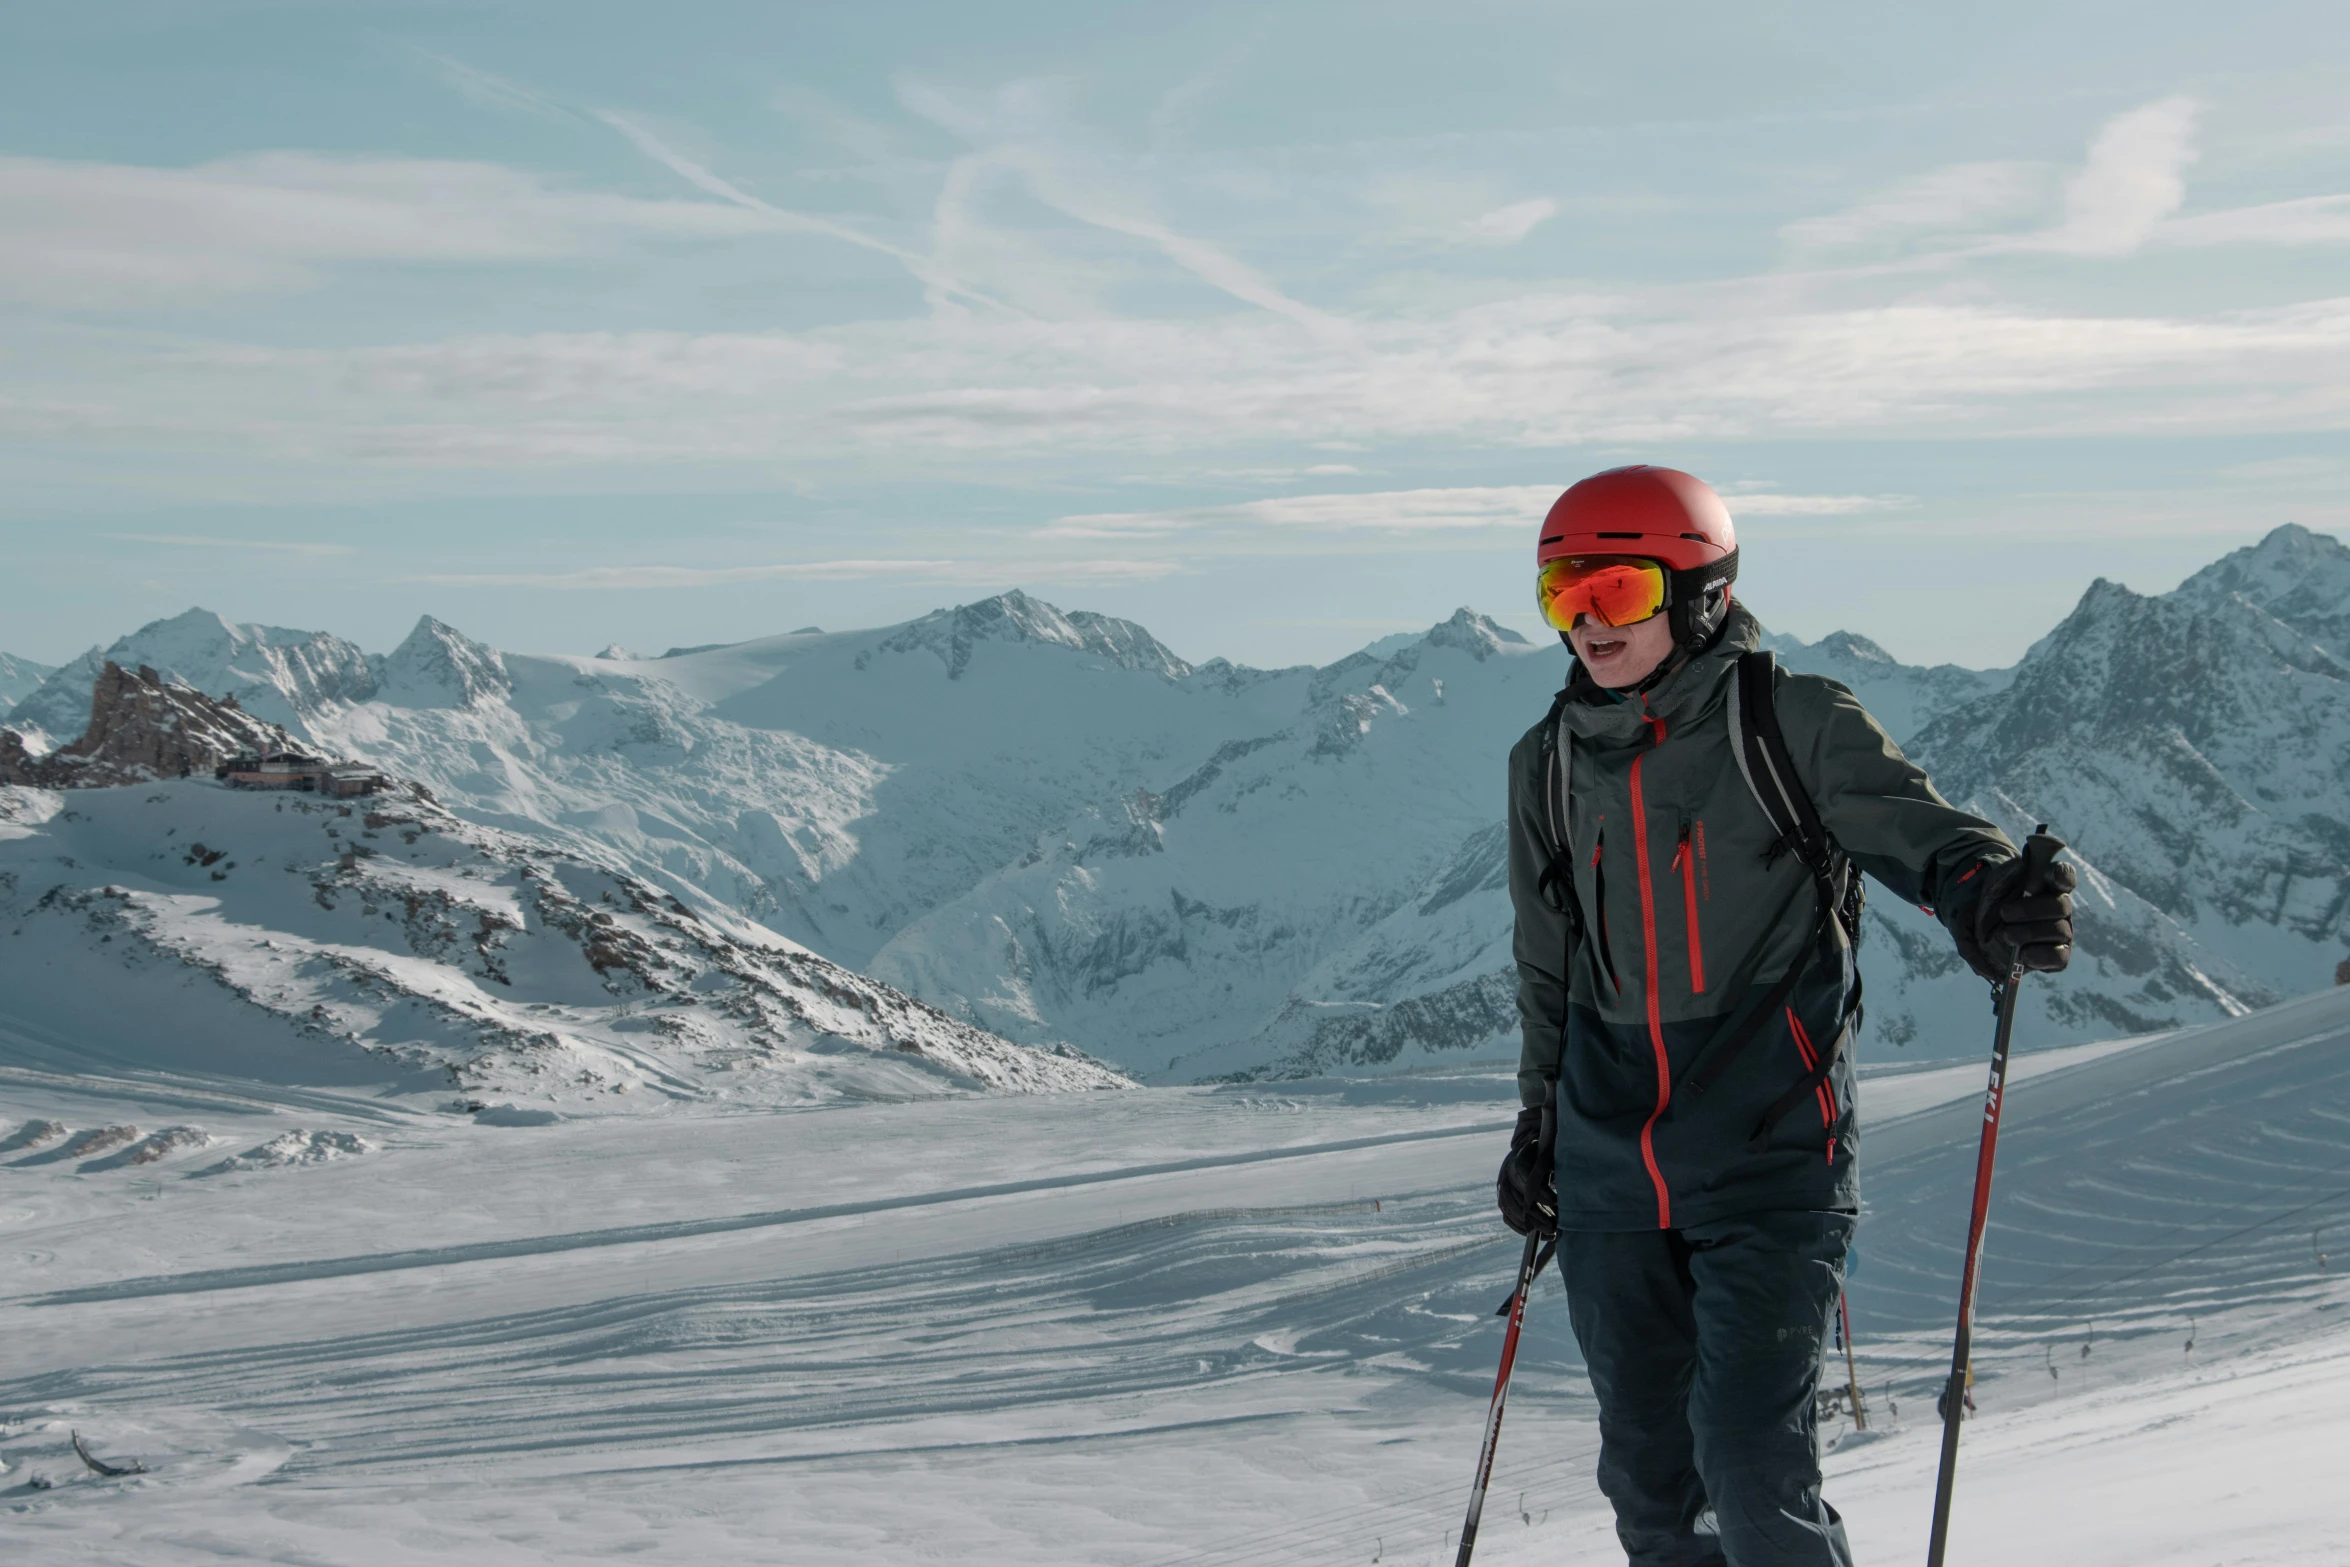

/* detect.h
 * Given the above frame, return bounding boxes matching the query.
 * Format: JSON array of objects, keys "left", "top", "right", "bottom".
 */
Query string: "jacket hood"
[{"left": 1555, "top": 602, "right": 1764, "bottom": 746}]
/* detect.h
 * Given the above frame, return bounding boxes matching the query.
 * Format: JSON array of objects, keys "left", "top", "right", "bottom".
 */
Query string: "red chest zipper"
[
  {"left": 1673, "top": 823, "right": 1706, "bottom": 995},
  {"left": 1629, "top": 711, "right": 1672, "bottom": 1229}
]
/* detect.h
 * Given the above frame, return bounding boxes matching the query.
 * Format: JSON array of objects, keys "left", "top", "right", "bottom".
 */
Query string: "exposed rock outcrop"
[
  {"left": 0, "top": 662, "right": 291, "bottom": 788},
  {"left": 4, "top": 608, "right": 376, "bottom": 741}
]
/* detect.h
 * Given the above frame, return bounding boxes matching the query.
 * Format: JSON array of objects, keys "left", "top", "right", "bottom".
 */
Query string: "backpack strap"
[
  {"left": 1690, "top": 653, "right": 1866, "bottom": 1147},
  {"left": 1529, "top": 688, "right": 1582, "bottom": 1122},
  {"left": 1730, "top": 652, "right": 1833, "bottom": 880},
  {"left": 1531, "top": 688, "right": 1585, "bottom": 942}
]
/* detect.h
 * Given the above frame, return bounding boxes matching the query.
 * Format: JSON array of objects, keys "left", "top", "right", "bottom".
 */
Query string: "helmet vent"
[{"left": 1596, "top": 531, "right": 1642, "bottom": 539}]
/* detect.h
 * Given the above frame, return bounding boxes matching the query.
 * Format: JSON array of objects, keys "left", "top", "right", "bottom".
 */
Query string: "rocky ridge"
[
  {"left": 8, "top": 608, "right": 376, "bottom": 746},
  {"left": 0, "top": 662, "right": 291, "bottom": 789},
  {"left": 1907, "top": 525, "right": 2350, "bottom": 1031},
  {"left": 0, "top": 780, "right": 1126, "bottom": 1104}
]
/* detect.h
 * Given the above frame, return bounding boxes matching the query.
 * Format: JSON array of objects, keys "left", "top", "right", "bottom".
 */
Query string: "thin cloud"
[
  {"left": 410, "top": 50, "right": 582, "bottom": 126},
  {"left": 1041, "top": 486, "right": 1559, "bottom": 539},
  {"left": 36, "top": 288, "right": 2350, "bottom": 484},
  {"left": 596, "top": 111, "right": 1006, "bottom": 314},
  {"left": 401, "top": 556, "right": 1180, "bottom": 590},
  {"left": 2160, "top": 193, "right": 2350, "bottom": 249},
  {"left": 1782, "top": 162, "right": 2048, "bottom": 253},
  {"left": 2041, "top": 96, "right": 2201, "bottom": 257},
  {"left": 1042, "top": 484, "right": 1911, "bottom": 540},
  {"left": 1464, "top": 198, "right": 1559, "bottom": 246},
  {"left": 408, "top": 558, "right": 960, "bottom": 590},
  {"left": 107, "top": 532, "right": 357, "bottom": 557},
  {"left": 1016, "top": 558, "right": 1185, "bottom": 582},
  {"left": 1727, "top": 492, "right": 1914, "bottom": 515},
  {"left": 0, "top": 152, "right": 775, "bottom": 307},
  {"left": 1785, "top": 99, "right": 2202, "bottom": 263},
  {"left": 896, "top": 78, "right": 1348, "bottom": 339}
]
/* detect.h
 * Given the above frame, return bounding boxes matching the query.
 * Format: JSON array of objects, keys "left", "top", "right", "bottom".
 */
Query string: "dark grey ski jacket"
[{"left": 1507, "top": 606, "right": 2013, "bottom": 1231}]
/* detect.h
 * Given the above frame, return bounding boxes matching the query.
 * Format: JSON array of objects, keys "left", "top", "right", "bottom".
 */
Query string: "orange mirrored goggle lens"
[{"left": 1536, "top": 558, "right": 1668, "bottom": 632}]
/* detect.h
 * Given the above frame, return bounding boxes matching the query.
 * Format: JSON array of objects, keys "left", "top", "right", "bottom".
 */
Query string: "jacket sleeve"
[
  {"left": 1507, "top": 725, "right": 1572, "bottom": 1110},
  {"left": 1775, "top": 671, "right": 2015, "bottom": 946}
]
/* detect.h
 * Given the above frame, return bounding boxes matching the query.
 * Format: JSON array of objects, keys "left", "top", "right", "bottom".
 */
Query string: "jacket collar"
[{"left": 1554, "top": 603, "right": 1763, "bottom": 745}]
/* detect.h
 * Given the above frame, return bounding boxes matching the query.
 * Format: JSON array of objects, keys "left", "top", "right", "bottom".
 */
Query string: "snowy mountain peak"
[
  {"left": 1924, "top": 573, "right": 2349, "bottom": 778},
  {"left": 1760, "top": 623, "right": 2009, "bottom": 745},
  {"left": 1811, "top": 630, "right": 1898, "bottom": 668},
  {"left": 1422, "top": 607, "right": 1531, "bottom": 662},
  {"left": 2173, "top": 523, "right": 2350, "bottom": 659},
  {"left": 1904, "top": 562, "right": 2350, "bottom": 1030},
  {"left": 378, "top": 616, "right": 513, "bottom": 709},
  {"left": 870, "top": 591, "right": 1192, "bottom": 682},
  {"left": 1307, "top": 609, "right": 1538, "bottom": 708},
  {"left": 6, "top": 607, "right": 376, "bottom": 740}
]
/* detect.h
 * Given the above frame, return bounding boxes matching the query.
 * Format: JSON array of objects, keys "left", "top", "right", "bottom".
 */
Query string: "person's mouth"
[{"left": 1584, "top": 635, "right": 1627, "bottom": 661}]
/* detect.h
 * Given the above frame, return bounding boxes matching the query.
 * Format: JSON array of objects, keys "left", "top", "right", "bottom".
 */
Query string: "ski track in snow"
[{"left": 3, "top": 989, "right": 2349, "bottom": 1563}]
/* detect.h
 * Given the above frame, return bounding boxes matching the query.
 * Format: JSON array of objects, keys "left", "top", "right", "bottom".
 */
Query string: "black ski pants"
[{"left": 1560, "top": 1210, "right": 1856, "bottom": 1567}]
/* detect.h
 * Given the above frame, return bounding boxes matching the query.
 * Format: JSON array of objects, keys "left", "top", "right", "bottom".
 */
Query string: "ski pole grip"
[
  {"left": 2021, "top": 823, "right": 2065, "bottom": 898},
  {"left": 1536, "top": 1102, "right": 1557, "bottom": 1180}
]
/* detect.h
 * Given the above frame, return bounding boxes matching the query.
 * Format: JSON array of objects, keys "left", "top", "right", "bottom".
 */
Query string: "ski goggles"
[{"left": 1536, "top": 556, "right": 1669, "bottom": 632}]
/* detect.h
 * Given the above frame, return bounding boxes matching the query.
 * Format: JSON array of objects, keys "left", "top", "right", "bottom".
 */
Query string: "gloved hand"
[
  {"left": 1954, "top": 852, "right": 2078, "bottom": 981},
  {"left": 1496, "top": 1105, "right": 1558, "bottom": 1237}
]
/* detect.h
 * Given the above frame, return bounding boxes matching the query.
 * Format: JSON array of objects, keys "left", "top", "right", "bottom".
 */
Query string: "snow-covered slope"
[
  {"left": 870, "top": 611, "right": 1549, "bottom": 1078},
  {"left": 1899, "top": 523, "right": 2350, "bottom": 1044},
  {"left": 4, "top": 983, "right": 2344, "bottom": 1563},
  {"left": 880, "top": 534, "right": 2348, "bottom": 1079},
  {"left": 7, "top": 608, "right": 376, "bottom": 745},
  {"left": 2172, "top": 518, "right": 2350, "bottom": 658},
  {"left": 0, "top": 778, "right": 1125, "bottom": 1107},
  {"left": 1763, "top": 627, "right": 2013, "bottom": 741},
  {"left": 0, "top": 651, "right": 56, "bottom": 711},
  {"left": 305, "top": 593, "right": 1310, "bottom": 970}
]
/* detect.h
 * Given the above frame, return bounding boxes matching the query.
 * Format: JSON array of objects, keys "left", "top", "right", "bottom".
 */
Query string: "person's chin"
[{"left": 1580, "top": 648, "right": 1640, "bottom": 687}]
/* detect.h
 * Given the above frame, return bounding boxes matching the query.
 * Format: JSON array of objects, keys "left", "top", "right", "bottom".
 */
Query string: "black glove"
[
  {"left": 1953, "top": 848, "right": 2077, "bottom": 981},
  {"left": 1496, "top": 1105, "right": 1558, "bottom": 1237}
]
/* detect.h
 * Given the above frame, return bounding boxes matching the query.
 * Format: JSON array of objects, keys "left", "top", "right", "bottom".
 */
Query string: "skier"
[{"left": 1493, "top": 465, "right": 2076, "bottom": 1566}]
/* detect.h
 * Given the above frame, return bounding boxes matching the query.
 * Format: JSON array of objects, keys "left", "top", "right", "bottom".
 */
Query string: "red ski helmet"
[{"left": 1536, "top": 465, "right": 1739, "bottom": 652}]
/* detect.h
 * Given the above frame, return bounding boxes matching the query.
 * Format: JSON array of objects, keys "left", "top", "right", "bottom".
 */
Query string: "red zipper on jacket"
[
  {"left": 1673, "top": 823, "right": 1705, "bottom": 995},
  {"left": 1786, "top": 1006, "right": 1840, "bottom": 1162},
  {"left": 1629, "top": 711, "right": 1673, "bottom": 1229}
]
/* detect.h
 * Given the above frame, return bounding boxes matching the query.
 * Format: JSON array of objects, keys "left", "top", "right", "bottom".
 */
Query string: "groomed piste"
[{"left": 3, "top": 983, "right": 2346, "bottom": 1563}]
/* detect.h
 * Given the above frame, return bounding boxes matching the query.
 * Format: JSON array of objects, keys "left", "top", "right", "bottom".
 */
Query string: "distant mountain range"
[
  {"left": 0, "top": 686, "right": 1124, "bottom": 1106},
  {"left": 8, "top": 524, "right": 2345, "bottom": 1083}
]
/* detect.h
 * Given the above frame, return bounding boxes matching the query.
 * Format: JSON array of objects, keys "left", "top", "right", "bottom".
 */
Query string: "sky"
[{"left": 2, "top": 0, "right": 2348, "bottom": 671}]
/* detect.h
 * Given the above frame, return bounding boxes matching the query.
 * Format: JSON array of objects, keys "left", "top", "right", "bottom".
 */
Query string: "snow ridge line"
[
  {"left": 16, "top": 1119, "right": 1513, "bottom": 1306},
  {"left": 1861, "top": 987, "right": 2350, "bottom": 1168},
  {"left": 985, "top": 1199, "right": 1382, "bottom": 1267}
]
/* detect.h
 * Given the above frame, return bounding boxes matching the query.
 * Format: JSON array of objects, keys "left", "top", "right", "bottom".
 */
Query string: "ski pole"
[
  {"left": 1456, "top": 1106, "right": 1557, "bottom": 1566},
  {"left": 1840, "top": 1289, "right": 1866, "bottom": 1432},
  {"left": 1926, "top": 827, "right": 2063, "bottom": 1567}
]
